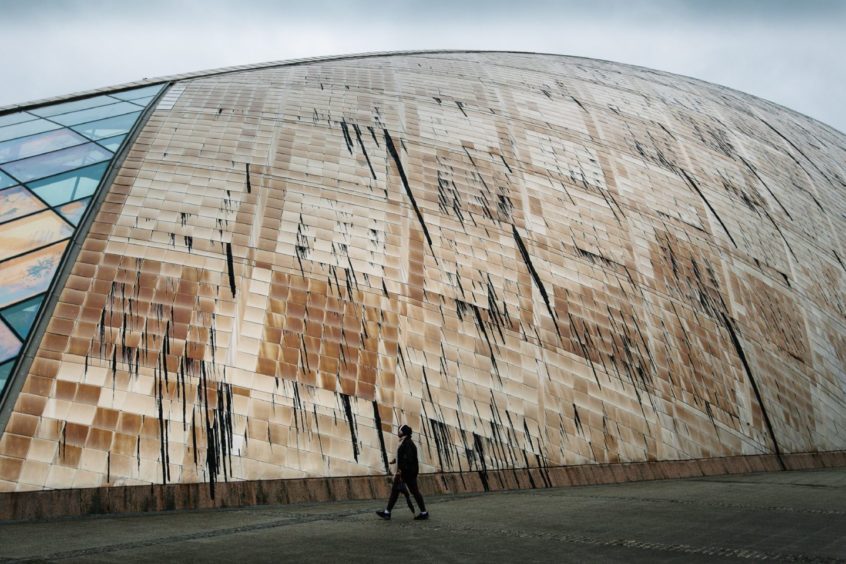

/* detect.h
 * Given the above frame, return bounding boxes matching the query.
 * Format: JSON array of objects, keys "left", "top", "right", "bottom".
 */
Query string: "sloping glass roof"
[{"left": 0, "top": 84, "right": 164, "bottom": 394}]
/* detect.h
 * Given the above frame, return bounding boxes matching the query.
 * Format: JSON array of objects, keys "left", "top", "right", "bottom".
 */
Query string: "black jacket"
[{"left": 397, "top": 437, "right": 419, "bottom": 476}]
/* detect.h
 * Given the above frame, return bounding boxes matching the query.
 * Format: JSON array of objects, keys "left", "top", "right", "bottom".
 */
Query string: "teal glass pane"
[
  {"left": 0, "top": 112, "right": 36, "bottom": 128},
  {"left": 98, "top": 134, "right": 126, "bottom": 152},
  {"left": 1, "top": 294, "right": 43, "bottom": 339},
  {"left": 57, "top": 197, "right": 91, "bottom": 225},
  {"left": 0, "top": 186, "right": 46, "bottom": 223},
  {"left": 51, "top": 101, "right": 142, "bottom": 127},
  {"left": 1, "top": 142, "right": 111, "bottom": 182},
  {"left": 0, "top": 359, "right": 12, "bottom": 388},
  {"left": 0, "top": 118, "right": 61, "bottom": 143},
  {"left": 0, "top": 321, "right": 21, "bottom": 363},
  {"left": 28, "top": 162, "right": 107, "bottom": 206},
  {"left": 71, "top": 111, "right": 141, "bottom": 141},
  {"left": 0, "top": 128, "right": 88, "bottom": 164},
  {"left": 29, "top": 95, "right": 117, "bottom": 118},
  {"left": 0, "top": 170, "right": 16, "bottom": 189},
  {"left": 112, "top": 84, "right": 163, "bottom": 101}
]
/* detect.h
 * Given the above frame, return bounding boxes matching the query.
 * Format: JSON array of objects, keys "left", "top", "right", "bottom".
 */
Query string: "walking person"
[{"left": 376, "top": 425, "right": 429, "bottom": 520}]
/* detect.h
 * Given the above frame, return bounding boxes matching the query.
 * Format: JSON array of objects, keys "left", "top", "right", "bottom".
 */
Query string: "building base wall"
[{"left": 2, "top": 451, "right": 844, "bottom": 522}]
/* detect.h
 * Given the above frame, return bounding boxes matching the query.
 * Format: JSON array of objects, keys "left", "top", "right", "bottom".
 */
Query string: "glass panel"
[
  {"left": 71, "top": 111, "right": 141, "bottom": 141},
  {"left": 0, "top": 210, "right": 72, "bottom": 261},
  {"left": 0, "top": 142, "right": 111, "bottom": 182},
  {"left": 1, "top": 294, "right": 43, "bottom": 339},
  {"left": 0, "top": 171, "right": 15, "bottom": 189},
  {"left": 29, "top": 95, "right": 117, "bottom": 118},
  {"left": 51, "top": 101, "right": 142, "bottom": 127},
  {"left": 28, "top": 162, "right": 107, "bottom": 206},
  {"left": 0, "top": 321, "right": 21, "bottom": 363},
  {"left": 57, "top": 197, "right": 91, "bottom": 226},
  {"left": 0, "top": 240, "right": 67, "bottom": 308},
  {"left": 0, "top": 119, "right": 60, "bottom": 143},
  {"left": 0, "top": 128, "right": 88, "bottom": 164},
  {"left": 129, "top": 96, "right": 157, "bottom": 107},
  {"left": 0, "top": 112, "right": 36, "bottom": 128},
  {"left": 0, "top": 186, "right": 46, "bottom": 223},
  {"left": 97, "top": 134, "right": 126, "bottom": 152},
  {"left": 111, "top": 84, "right": 163, "bottom": 101},
  {"left": 0, "top": 360, "right": 12, "bottom": 388}
]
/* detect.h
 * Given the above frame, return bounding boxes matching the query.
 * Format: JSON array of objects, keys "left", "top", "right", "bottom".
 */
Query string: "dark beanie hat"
[{"left": 399, "top": 425, "right": 412, "bottom": 437}]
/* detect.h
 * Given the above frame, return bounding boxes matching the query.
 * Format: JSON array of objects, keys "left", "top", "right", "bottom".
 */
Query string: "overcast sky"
[{"left": 1, "top": 0, "right": 844, "bottom": 132}]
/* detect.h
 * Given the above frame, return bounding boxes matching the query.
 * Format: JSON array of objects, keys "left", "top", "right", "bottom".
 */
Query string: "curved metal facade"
[{"left": 0, "top": 52, "right": 844, "bottom": 492}]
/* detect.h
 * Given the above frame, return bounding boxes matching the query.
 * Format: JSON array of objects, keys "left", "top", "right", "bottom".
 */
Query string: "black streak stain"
[
  {"left": 512, "top": 225, "right": 561, "bottom": 337},
  {"left": 225, "top": 242, "right": 237, "bottom": 297},
  {"left": 720, "top": 312, "right": 785, "bottom": 470},
  {"left": 340, "top": 393, "right": 359, "bottom": 462},
  {"left": 679, "top": 169, "right": 738, "bottom": 248},
  {"left": 384, "top": 129, "right": 434, "bottom": 249},
  {"left": 245, "top": 163, "right": 252, "bottom": 194},
  {"left": 373, "top": 400, "right": 390, "bottom": 473}
]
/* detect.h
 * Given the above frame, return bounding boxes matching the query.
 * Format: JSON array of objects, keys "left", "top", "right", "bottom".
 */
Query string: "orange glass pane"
[
  {"left": 0, "top": 240, "right": 67, "bottom": 308},
  {"left": 0, "top": 186, "right": 46, "bottom": 223},
  {"left": 0, "top": 210, "right": 72, "bottom": 261}
]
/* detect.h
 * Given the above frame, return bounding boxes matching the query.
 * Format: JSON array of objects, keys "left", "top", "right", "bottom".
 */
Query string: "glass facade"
[{"left": 0, "top": 84, "right": 163, "bottom": 393}]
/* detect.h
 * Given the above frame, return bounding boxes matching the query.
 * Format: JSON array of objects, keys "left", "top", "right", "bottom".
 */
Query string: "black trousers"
[{"left": 387, "top": 473, "right": 426, "bottom": 512}]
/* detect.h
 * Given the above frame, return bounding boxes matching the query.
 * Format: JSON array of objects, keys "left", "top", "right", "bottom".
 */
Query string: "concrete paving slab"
[{"left": 0, "top": 469, "right": 844, "bottom": 563}]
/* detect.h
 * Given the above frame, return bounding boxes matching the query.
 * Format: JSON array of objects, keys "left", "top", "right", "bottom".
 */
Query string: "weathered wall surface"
[{"left": 1, "top": 52, "right": 844, "bottom": 492}]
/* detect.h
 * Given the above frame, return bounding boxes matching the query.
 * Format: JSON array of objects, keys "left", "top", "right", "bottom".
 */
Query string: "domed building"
[{"left": 0, "top": 51, "right": 843, "bottom": 518}]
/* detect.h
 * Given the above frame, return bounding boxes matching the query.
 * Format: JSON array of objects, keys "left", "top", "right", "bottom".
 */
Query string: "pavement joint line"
[
  {"left": 561, "top": 493, "right": 846, "bottom": 516},
  {"left": 402, "top": 522, "right": 843, "bottom": 562},
  {"left": 688, "top": 478, "right": 844, "bottom": 489}
]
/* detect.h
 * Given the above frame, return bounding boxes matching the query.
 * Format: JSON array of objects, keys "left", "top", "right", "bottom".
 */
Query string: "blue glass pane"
[
  {"left": 1, "top": 143, "right": 111, "bottom": 183},
  {"left": 0, "top": 128, "right": 88, "bottom": 164},
  {"left": 29, "top": 95, "right": 117, "bottom": 118},
  {"left": 51, "top": 102, "right": 142, "bottom": 127},
  {"left": 0, "top": 185, "right": 46, "bottom": 223},
  {"left": 1, "top": 294, "right": 43, "bottom": 339},
  {"left": 0, "top": 170, "right": 16, "bottom": 189},
  {"left": 0, "top": 321, "right": 21, "bottom": 363},
  {"left": 57, "top": 197, "right": 91, "bottom": 226},
  {"left": 0, "top": 119, "right": 61, "bottom": 143},
  {"left": 71, "top": 111, "right": 141, "bottom": 141},
  {"left": 0, "top": 359, "right": 12, "bottom": 388},
  {"left": 28, "top": 161, "right": 107, "bottom": 206},
  {"left": 0, "top": 112, "right": 36, "bottom": 128},
  {"left": 98, "top": 134, "right": 126, "bottom": 152},
  {"left": 129, "top": 96, "right": 156, "bottom": 107},
  {"left": 112, "top": 84, "right": 163, "bottom": 101}
]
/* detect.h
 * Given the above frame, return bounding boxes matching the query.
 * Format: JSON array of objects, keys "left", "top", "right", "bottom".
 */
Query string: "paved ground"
[{"left": 0, "top": 469, "right": 844, "bottom": 563}]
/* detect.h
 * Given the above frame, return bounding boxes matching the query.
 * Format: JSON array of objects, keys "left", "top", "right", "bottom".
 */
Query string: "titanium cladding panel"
[{"left": 0, "top": 52, "right": 844, "bottom": 492}]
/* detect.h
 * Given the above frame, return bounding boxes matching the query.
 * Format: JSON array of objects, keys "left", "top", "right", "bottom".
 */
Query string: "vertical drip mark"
[
  {"left": 373, "top": 400, "right": 390, "bottom": 473},
  {"left": 384, "top": 128, "right": 434, "bottom": 249},
  {"left": 473, "top": 433, "right": 489, "bottom": 491},
  {"left": 679, "top": 169, "right": 738, "bottom": 248},
  {"left": 720, "top": 312, "right": 785, "bottom": 470},
  {"left": 353, "top": 123, "right": 377, "bottom": 180},
  {"left": 245, "top": 163, "right": 252, "bottom": 194},
  {"left": 226, "top": 242, "right": 237, "bottom": 297},
  {"left": 512, "top": 225, "right": 560, "bottom": 337},
  {"left": 340, "top": 393, "right": 359, "bottom": 462},
  {"left": 340, "top": 119, "right": 354, "bottom": 154}
]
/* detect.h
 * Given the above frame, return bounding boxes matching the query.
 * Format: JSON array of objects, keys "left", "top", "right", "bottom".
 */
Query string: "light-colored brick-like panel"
[{"left": 0, "top": 52, "right": 844, "bottom": 493}]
